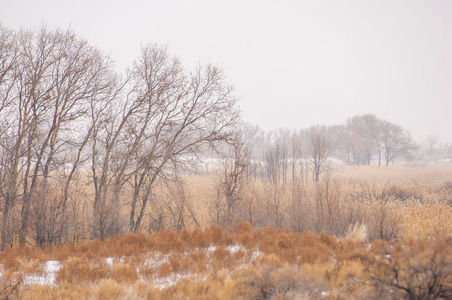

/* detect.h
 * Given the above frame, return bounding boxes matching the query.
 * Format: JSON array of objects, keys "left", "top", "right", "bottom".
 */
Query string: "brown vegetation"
[{"left": 0, "top": 224, "right": 450, "bottom": 299}]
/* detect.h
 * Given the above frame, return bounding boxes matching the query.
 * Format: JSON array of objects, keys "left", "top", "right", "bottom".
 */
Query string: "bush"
[
  {"left": 368, "top": 239, "right": 452, "bottom": 299},
  {"left": 96, "top": 279, "right": 124, "bottom": 300},
  {"left": 110, "top": 263, "right": 138, "bottom": 283},
  {"left": 56, "top": 257, "right": 109, "bottom": 285}
]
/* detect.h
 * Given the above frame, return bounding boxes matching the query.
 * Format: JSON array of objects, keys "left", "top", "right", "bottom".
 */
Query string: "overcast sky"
[{"left": 1, "top": 0, "right": 451, "bottom": 143}]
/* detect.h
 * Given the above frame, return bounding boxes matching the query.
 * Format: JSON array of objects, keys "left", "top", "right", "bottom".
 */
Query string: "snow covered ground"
[
  {"left": 15, "top": 244, "right": 260, "bottom": 290},
  {"left": 23, "top": 261, "right": 61, "bottom": 286}
]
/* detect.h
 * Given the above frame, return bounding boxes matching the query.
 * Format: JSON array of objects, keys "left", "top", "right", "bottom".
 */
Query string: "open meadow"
[{"left": 1, "top": 163, "right": 452, "bottom": 300}]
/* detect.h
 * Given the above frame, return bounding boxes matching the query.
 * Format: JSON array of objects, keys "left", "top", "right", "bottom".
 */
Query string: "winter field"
[{"left": 1, "top": 162, "right": 452, "bottom": 299}]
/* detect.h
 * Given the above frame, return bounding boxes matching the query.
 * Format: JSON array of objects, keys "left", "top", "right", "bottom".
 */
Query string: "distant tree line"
[{"left": 238, "top": 114, "right": 422, "bottom": 185}]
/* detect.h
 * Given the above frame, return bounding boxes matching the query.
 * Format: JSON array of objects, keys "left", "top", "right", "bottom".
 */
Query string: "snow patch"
[
  {"left": 251, "top": 249, "right": 261, "bottom": 260},
  {"left": 144, "top": 253, "right": 170, "bottom": 268},
  {"left": 320, "top": 291, "right": 330, "bottom": 297},
  {"left": 205, "top": 245, "right": 217, "bottom": 254},
  {"left": 227, "top": 245, "right": 244, "bottom": 254},
  {"left": 24, "top": 260, "right": 61, "bottom": 286},
  {"left": 105, "top": 257, "right": 114, "bottom": 267}
]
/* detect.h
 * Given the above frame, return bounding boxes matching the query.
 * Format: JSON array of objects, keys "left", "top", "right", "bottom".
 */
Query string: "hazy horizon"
[{"left": 1, "top": 0, "right": 451, "bottom": 144}]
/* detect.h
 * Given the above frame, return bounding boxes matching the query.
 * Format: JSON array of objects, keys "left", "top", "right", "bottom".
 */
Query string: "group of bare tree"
[
  {"left": 241, "top": 114, "right": 419, "bottom": 187},
  {"left": 0, "top": 25, "right": 238, "bottom": 249},
  {"left": 0, "top": 25, "right": 444, "bottom": 249},
  {"left": 203, "top": 115, "right": 418, "bottom": 239},
  {"left": 345, "top": 114, "right": 419, "bottom": 166}
]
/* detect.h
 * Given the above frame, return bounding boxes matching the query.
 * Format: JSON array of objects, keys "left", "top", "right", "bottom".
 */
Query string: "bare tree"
[
  {"left": 164, "top": 177, "right": 199, "bottom": 231},
  {"left": 380, "top": 121, "right": 417, "bottom": 166},
  {"left": 241, "top": 123, "right": 260, "bottom": 179},
  {"left": 263, "top": 130, "right": 290, "bottom": 185},
  {"left": 289, "top": 130, "right": 302, "bottom": 184},
  {"left": 217, "top": 134, "right": 247, "bottom": 226},
  {"left": 0, "top": 26, "right": 239, "bottom": 244},
  {"left": 368, "top": 199, "right": 400, "bottom": 241},
  {"left": 263, "top": 182, "right": 288, "bottom": 228},
  {"left": 0, "top": 26, "right": 117, "bottom": 247},
  {"left": 87, "top": 45, "right": 238, "bottom": 238},
  {"left": 306, "top": 126, "right": 330, "bottom": 182},
  {"left": 313, "top": 173, "right": 343, "bottom": 234},
  {"left": 346, "top": 114, "right": 379, "bottom": 165},
  {"left": 0, "top": 25, "right": 22, "bottom": 249}
]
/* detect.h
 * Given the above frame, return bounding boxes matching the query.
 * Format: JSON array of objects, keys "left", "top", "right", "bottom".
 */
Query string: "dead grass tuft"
[
  {"left": 56, "top": 256, "right": 109, "bottom": 285},
  {"left": 96, "top": 279, "right": 124, "bottom": 300}
]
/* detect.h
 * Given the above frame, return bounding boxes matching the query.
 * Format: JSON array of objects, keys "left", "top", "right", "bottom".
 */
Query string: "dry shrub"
[
  {"left": 21, "top": 282, "right": 95, "bottom": 300},
  {"left": 138, "top": 262, "right": 156, "bottom": 281},
  {"left": 235, "top": 222, "right": 256, "bottom": 248},
  {"left": 293, "top": 231, "right": 333, "bottom": 265},
  {"left": 211, "top": 245, "right": 234, "bottom": 271},
  {"left": 439, "top": 180, "right": 452, "bottom": 204},
  {"left": 179, "top": 228, "right": 191, "bottom": 245},
  {"left": 0, "top": 252, "right": 20, "bottom": 271},
  {"left": 368, "top": 239, "right": 452, "bottom": 299},
  {"left": 170, "top": 251, "right": 198, "bottom": 274},
  {"left": 209, "top": 268, "right": 237, "bottom": 299},
  {"left": 56, "top": 256, "right": 109, "bottom": 285},
  {"left": 384, "top": 183, "right": 422, "bottom": 201},
  {"left": 158, "top": 261, "right": 173, "bottom": 278},
  {"left": 110, "top": 263, "right": 138, "bottom": 283},
  {"left": 0, "top": 269, "right": 22, "bottom": 300},
  {"left": 318, "top": 232, "right": 338, "bottom": 249},
  {"left": 169, "top": 252, "right": 184, "bottom": 275},
  {"left": 369, "top": 239, "right": 390, "bottom": 256},
  {"left": 96, "top": 279, "right": 124, "bottom": 300},
  {"left": 256, "top": 226, "right": 279, "bottom": 254},
  {"left": 299, "top": 229, "right": 318, "bottom": 245},
  {"left": 325, "top": 259, "right": 368, "bottom": 297},
  {"left": 154, "top": 229, "right": 185, "bottom": 253},
  {"left": 46, "top": 242, "right": 74, "bottom": 262},
  {"left": 20, "top": 285, "right": 52, "bottom": 300},
  {"left": 0, "top": 245, "right": 46, "bottom": 270},
  {"left": 258, "top": 253, "right": 283, "bottom": 268},
  {"left": 155, "top": 269, "right": 237, "bottom": 300},
  {"left": 236, "top": 222, "right": 254, "bottom": 235},
  {"left": 298, "top": 242, "right": 331, "bottom": 265},
  {"left": 208, "top": 224, "right": 225, "bottom": 245},
  {"left": 168, "top": 275, "right": 218, "bottom": 300},
  {"left": 74, "top": 239, "right": 108, "bottom": 260},
  {"left": 402, "top": 202, "right": 452, "bottom": 238},
  {"left": 186, "top": 250, "right": 208, "bottom": 274},
  {"left": 19, "top": 257, "right": 43, "bottom": 275},
  {"left": 277, "top": 238, "right": 299, "bottom": 264},
  {"left": 158, "top": 285, "right": 180, "bottom": 300},
  {"left": 344, "top": 223, "right": 368, "bottom": 242},
  {"left": 277, "top": 233, "right": 293, "bottom": 250},
  {"left": 189, "top": 227, "right": 210, "bottom": 248},
  {"left": 108, "top": 232, "right": 151, "bottom": 257},
  {"left": 236, "top": 264, "right": 322, "bottom": 300},
  {"left": 367, "top": 199, "right": 401, "bottom": 241},
  {"left": 222, "top": 227, "right": 237, "bottom": 246},
  {"left": 335, "top": 240, "right": 367, "bottom": 263},
  {"left": 131, "top": 280, "right": 155, "bottom": 300}
]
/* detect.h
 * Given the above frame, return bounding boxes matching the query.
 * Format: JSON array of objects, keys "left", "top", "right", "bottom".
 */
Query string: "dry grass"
[
  {"left": 0, "top": 225, "right": 451, "bottom": 299},
  {"left": 1, "top": 163, "right": 452, "bottom": 299}
]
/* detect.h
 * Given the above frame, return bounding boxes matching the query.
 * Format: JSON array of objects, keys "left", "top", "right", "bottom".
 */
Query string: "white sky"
[{"left": 1, "top": 0, "right": 451, "bottom": 143}]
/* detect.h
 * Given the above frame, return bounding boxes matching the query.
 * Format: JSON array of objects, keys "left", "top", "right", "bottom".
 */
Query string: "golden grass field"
[{"left": 1, "top": 162, "right": 452, "bottom": 299}]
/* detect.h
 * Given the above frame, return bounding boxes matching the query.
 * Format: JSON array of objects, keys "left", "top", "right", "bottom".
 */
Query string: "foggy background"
[{"left": 1, "top": 0, "right": 451, "bottom": 143}]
